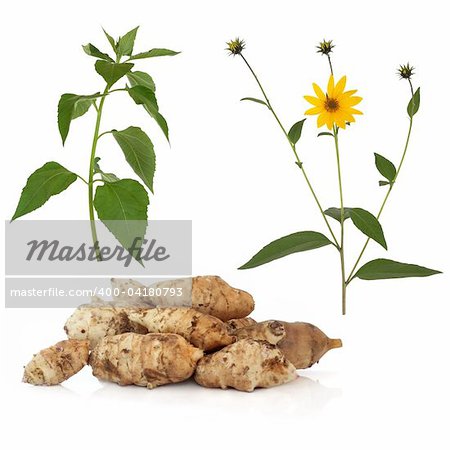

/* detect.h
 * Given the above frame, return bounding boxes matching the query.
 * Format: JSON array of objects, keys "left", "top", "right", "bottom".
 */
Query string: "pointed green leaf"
[
  {"left": 101, "top": 172, "right": 120, "bottom": 183},
  {"left": 94, "top": 157, "right": 120, "bottom": 183},
  {"left": 349, "top": 208, "right": 387, "bottom": 250},
  {"left": 117, "top": 26, "right": 139, "bottom": 57},
  {"left": 58, "top": 93, "right": 99, "bottom": 144},
  {"left": 127, "top": 71, "right": 156, "bottom": 91},
  {"left": 288, "top": 119, "right": 306, "bottom": 145},
  {"left": 407, "top": 87, "right": 420, "bottom": 118},
  {"left": 324, "top": 207, "right": 352, "bottom": 222},
  {"left": 374, "top": 153, "right": 396, "bottom": 182},
  {"left": 239, "top": 231, "right": 334, "bottom": 270},
  {"left": 103, "top": 28, "right": 117, "bottom": 53},
  {"left": 82, "top": 43, "right": 114, "bottom": 62},
  {"left": 94, "top": 179, "right": 149, "bottom": 261},
  {"left": 12, "top": 162, "right": 78, "bottom": 220},
  {"left": 95, "top": 61, "right": 134, "bottom": 87},
  {"left": 128, "top": 85, "right": 169, "bottom": 141},
  {"left": 353, "top": 258, "right": 441, "bottom": 280},
  {"left": 379, "top": 180, "right": 391, "bottom": 187},
  {"left": 72, "top": 97, "right": 95, "bottom": 120},
  {"left": 318, "top": 132, "right": 334, "bottom": 137},
  {"left": 127, "top": 48, "right": 180, "bottom": 60},
  {"left": 240, "top": 97, "right": 268, "bottom": 107},
  {"left": 112, "top": 127, "right": 156, "bottom": 192}
]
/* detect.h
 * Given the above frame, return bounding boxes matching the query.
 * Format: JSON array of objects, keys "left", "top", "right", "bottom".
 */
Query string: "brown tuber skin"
[
  {"left": 127, "top": 307, "right": 235, "bottom": 351},
  {"left": 234, "top": 320, "right": 286, "bottom": 345},
  {"left": 195, "top": 338, "right": 298, "bottom": 392},
  {"left": 191, "top": 276, "right": 255, "bottom": 320},
  {"left": 277, "top": 322, "right": 342, "bottom": 369},
  {"left": 90, "top": 333, "right": 203, "bottom": 389},
  {"left": 110, "top": 276, "right": 255, "bottom": 321},
  {"left": 64, "top": 306, "right": 148, "bottom": 349},
  {"left": 226, "top": 317, "right": 257, "bottom": 333},
  {"left": 23, "top": 339, "right": 89, "bottom": 385}
]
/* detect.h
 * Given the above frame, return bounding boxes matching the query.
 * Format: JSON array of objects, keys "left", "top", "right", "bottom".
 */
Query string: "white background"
[{"left": 1, "top": 0, "right": 449, "bottom": 448}]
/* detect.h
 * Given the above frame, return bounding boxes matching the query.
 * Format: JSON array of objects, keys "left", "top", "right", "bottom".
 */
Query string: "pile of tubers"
[{"left": 23, "top": 276, "right": 342, "bottom": 392}]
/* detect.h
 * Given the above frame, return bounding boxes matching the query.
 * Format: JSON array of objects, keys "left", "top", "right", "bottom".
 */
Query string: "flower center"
[{"left": 325, "top": 96, "right": 339, "bottom": 112}]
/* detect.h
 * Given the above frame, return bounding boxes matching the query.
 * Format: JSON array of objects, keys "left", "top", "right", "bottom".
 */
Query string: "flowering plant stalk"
[
  {"left": 227, "top": 38, "right": 441, "bottom": 314},
  {"left": 12, "top": 27, "right": 179, "bottom": 262}
]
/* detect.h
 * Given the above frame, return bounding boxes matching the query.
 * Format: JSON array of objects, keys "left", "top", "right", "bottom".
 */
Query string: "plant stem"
[
  {"left": 333, "top": 126, "right": 347, "bottom": 314},
  {"left": 346, "top": 117, "right": 414, "bottom": 283},
  {"left": 88, "top": 85, "right": 109, "bottom": 261},
  {"left": 239, "top": 54, "right": 339, "bottom": 247},
  {"left": 327, "top": 55, "right": 334, "bottom": 76}
]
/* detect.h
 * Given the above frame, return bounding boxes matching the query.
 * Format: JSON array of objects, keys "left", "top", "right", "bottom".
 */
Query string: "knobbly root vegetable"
[
  {"left": 194, "top": 339, "right": 298, "bottom": 392},
  {"left": 277, "top": 322, "right": 343, "bottom": 369},
  {"left": 190, "top": 276, "right": 255, "bottom": 321},
  {"left": 234, "top": 320, "right": 286, "bottom": 345},
  {"left": 127, "top": 307, "right": 235, "bottom": 351},
  {"left": 110, "top": 276, "right": 255, "bottom": 321},
  {"left": 90, "top": 333, "right": 203, "bottom": 389},
  {"left": 226, "top": 317, "right": 257, "bottom": 333},
  {"left": 64, "top": 306, "right": 148, "bottom": 349},
  {"left": 23, "top": 339, "right": 89, "bottom": 385}
]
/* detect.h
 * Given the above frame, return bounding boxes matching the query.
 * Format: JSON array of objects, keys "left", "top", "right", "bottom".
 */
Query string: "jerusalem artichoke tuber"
[
  {"left": 127, "top": 307, "right": 234, "bottom": 351},
  {"left": 110, "top": 276, "right": 255, "bottom": 321},
  {"left": 277, "top": 322, "right": 342, "bottom": 369},
  {"left": 233, "top": 320, "right": 286, "bottom": 345},
  {"left": 226, "top": 317, "right": 257, "bottom": 333},
  {"left": 64, "top": 306, "right": 147, "bottom": 349},
  {"left": 90, "top": 333, "right": 203, "bottom": 388},
  {"left": 194, "top": 338, "right": 298, "bottom": 392},
  {"left": 23, "top": 339, "right": 89, "bottom": 385}
]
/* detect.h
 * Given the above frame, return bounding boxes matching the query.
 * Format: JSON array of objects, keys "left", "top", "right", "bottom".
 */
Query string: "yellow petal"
[
  {"left": 326, "top": 115, "right": 334, "bottom": 130},
  {"left": 348, "top": 108, "right": 363, "bottom": 115},
  {"left": 334, "top": 76, "right": 347, "bottom": 96},
  {"left": 304, "top": 95, "right": 322, "bottom": 106},
  {"left": 336, "top": 117, "right": 347, "bottom": 129},
  {"left": 313, "top": 83, "right": 325, "bottom": 100},
  {"left": 317, "top": 114, "right": 327, "bottom": 128},
  {"left": 342, "top": 89, "right": 357, "bottom": 97},
  {"left": 327, "top": 75, "right": 335, "bottom": 97},
  {"left": 305, "top": 106, "right": 322, "bottom": 115}
]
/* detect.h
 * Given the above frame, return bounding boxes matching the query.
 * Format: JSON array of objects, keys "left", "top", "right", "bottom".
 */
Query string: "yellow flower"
[{"left": 304, "top": 75, "right": 363, "bottom": 130}]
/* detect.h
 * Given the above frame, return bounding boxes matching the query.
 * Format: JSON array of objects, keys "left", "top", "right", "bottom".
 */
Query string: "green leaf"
[
  {"left": 240, "top": 97, "right": 268, "bottom": 107},
  {"left": 324, "top": 207, "right": 352, "bottom": 222},
  {"left": 12, "top": 162, "right": 77, "bottom": 220},
  {"left": 379, "top": 180, "right": 390, "bottom": 187},
  {"left": 101, "top": 172, "right": 120, "bottom": 183},
  {"left": 349, "top": 208, "right": 387, "bottom": 250},
  {"left": 112, "top": 127, "right": 156, "bottom": 192},
  {"left": 353, "top": 258, "right": 441, "bottom": 281},
  {"left": 58, "top": 93, "right": 98, "bottom": 145},
  {"left": 318, "top": 132, "right": 334, "bottom": 137},
  {"left": 95, "top": 61, "right": 134, "bottom": 87},
  {"left": 127, "top": 71, "right": 156, "bottom": 91},
  {"left": 82, "top": 43, "right": 114, "bottom": 62},
  {"left": 374, "top": 153, "right": 396, "bottom": 182},
  {"left": 103, "top": 28, "right": 117, "bottom": 53},
  {"left": 127, "top": 48, "right": 180, "bottom": 60},
  {"left": 407, "top": 87, "right": 420, "bottom": 118},
  {"left": 239, "top": 231, "right": 334, "bottom": 270},
  {"left": 128, "top": 85, "right": 169, "bottom": 142},
  {"left": 94, "top": 179, "right": 149, "bottom": 261},
  {"left": 72, "top": 97, "right": 95, "bottom": 120},
  {"left": 117, "top": 26, "right": 139, "bottom": 57},
  {"left": 288, "top": 119, "right": 306, "bottom": 145},
  {"left": 94, "top": 157, "right": 120, "bottom": 183}
]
